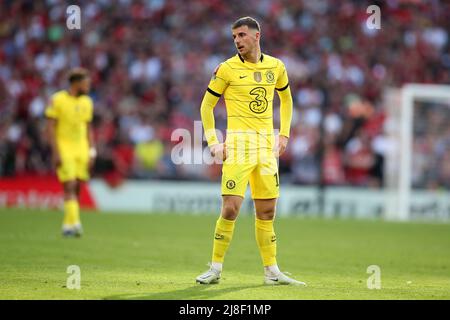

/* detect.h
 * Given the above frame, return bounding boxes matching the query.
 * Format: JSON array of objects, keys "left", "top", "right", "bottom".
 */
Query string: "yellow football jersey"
[
  {"left": 206, "top": 53, "right": 289, "bottom": 150},
  {"left": 45, "top": 90, "right": 93, "bottom": 154}
]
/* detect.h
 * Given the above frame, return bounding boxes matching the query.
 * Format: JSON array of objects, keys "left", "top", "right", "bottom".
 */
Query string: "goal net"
[{"left": 384, "top": 84, "right": 450, "bottom": 221}]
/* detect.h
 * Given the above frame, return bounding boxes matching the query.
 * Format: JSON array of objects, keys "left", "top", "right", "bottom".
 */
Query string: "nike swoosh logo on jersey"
[{"left": 239, "top": 75, "right": 247, "bottom": 79}]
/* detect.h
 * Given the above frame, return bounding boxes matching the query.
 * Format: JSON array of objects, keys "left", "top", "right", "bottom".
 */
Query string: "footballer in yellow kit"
[
  {"left": 196, "top": 17, "right": 306, "bottom": 286},
  {"left": 45, "top": 68, "right": 96, "bottom": 237},
  {"left": 207, "top": 50, "right": 286, "bottom": 200}
]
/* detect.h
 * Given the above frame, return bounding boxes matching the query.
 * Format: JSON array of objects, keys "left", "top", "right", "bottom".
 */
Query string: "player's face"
[
  {"left": 77, "top": 77, "right": 91, "bottom": 95},
  {"left": 232, "top": 26, "right": 259, "bottom": 56}
]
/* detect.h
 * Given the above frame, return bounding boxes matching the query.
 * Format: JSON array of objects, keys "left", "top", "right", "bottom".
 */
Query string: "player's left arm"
[
  {"left": 87, "top": 123, "right": 96, "bottom": 168},
  {"left": 275, "top": 60, "right": 293, "bottom": 157},
  {"left": 86, "top": 99, "right": 96, "bottom": 169}
]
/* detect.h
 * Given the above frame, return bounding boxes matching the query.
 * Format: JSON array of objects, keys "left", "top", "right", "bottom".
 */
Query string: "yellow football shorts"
[
  {"left": 221, "top": 147, "right": 279, "bottom": 199},
  {"left": 57, "top": 150, "right": 90, "bottom": 182}
]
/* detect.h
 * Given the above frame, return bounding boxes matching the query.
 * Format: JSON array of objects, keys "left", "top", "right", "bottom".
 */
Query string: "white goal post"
[{"left": 385, "top": 84, "right": 450, "bottom": 221}]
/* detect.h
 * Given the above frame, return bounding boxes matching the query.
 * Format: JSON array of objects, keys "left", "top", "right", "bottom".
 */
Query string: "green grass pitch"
[{"left": 0, "top": 208, "right": 449, "bottom": 300}]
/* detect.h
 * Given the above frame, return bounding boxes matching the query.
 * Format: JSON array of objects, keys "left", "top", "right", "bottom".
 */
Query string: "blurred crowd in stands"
[{"left": 0, "top": 0, "right": 449, "bottom": 188}]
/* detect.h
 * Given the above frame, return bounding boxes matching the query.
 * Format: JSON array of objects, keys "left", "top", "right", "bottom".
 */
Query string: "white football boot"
[
  {"left": 196, "top": 264, "right": 221, "bottom": 284},
  {"left": 264, "top": 271, "right": 307, "bottom": 286},
  {"left": 62, "top": 223, "right": 83, "bottom": 238}
]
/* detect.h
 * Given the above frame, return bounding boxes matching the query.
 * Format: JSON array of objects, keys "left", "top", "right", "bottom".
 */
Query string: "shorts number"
[{"left": 274, "top": 173, "right": 279, "bottom": 187}]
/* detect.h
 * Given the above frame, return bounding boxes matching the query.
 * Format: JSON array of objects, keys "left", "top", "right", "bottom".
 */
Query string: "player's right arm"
[
  {"left": 45, "top": 95, "right": 61, "bottom": 168},
  {"left": 200, "top": 63, "right": 229, "bottom": 160}
]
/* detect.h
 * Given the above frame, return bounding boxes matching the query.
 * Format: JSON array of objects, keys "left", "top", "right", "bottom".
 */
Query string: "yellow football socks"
[
  {"left": 212, "top": 216, "right": 236, "bottom": 263},
  {"left": 255, "top": 218, "right": 277, "bottom": 267},
  {"left": 211, "top": 216, "right": 277, "bottom": 268},
  {"left": 63, "top": 199, "right": 80, "bottom": 226}
]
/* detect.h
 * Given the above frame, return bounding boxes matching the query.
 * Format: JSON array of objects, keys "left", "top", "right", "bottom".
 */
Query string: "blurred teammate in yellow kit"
[
  {"left": 45, "top": 68, "right": 96, "bottom": 237},
  {"left": 196, "top": 17, "right": 306, "bottom": 286}
]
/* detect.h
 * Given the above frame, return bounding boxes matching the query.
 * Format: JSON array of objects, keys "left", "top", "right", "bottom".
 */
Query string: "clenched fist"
[{"left": 210, "top": 143, "right": 227, "bottom": 161}]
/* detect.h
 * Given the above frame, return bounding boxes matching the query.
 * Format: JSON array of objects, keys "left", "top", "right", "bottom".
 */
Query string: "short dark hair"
[
  {"left": 68, "top": 67, "right": 89, "bottom": 83},
  {"left": 231, "top": 16, "right": 260, "bottom": 32}
]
